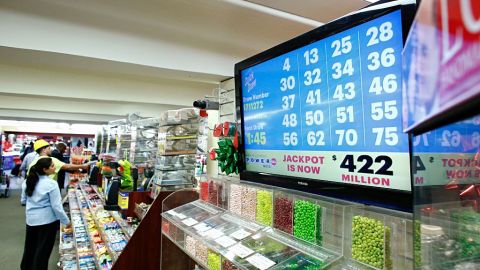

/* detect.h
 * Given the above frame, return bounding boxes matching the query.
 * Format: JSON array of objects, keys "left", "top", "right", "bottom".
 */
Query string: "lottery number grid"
[{"left": 242, "top": 10, "right": 407, "bottom": 154}]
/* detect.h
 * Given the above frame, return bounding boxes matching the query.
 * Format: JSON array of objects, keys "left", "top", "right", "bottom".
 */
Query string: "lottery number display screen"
[{"left": 238, "top": 10, "right": 411, "bottom": 192}]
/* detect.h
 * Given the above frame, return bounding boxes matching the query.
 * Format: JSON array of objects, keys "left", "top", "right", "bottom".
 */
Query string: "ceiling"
[{"left": 0, "top": 0, "right": 371, "bottom": 127}]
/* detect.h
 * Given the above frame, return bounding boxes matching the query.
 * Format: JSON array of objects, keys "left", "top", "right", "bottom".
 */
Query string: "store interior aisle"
[{"left": 0, "top": 191, "right": 59, "bottom": 270}]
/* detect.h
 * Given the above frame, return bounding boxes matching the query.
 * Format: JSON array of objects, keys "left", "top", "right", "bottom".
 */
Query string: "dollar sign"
[
  {"left": 429, "top": 157, "right": 434, "bottom": 163},
  {"left": 332, "top": 155, "right": 337, "bottom": 161}
]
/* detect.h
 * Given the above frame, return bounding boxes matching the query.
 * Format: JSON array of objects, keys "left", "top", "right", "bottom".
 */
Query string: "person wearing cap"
[{"left": 27, "top": 140, "right": 91, "bottom": 181}]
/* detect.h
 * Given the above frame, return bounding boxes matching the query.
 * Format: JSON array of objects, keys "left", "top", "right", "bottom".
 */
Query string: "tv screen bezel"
[{"left": 234, "top": 4, "right": 417, "bottom": 212}]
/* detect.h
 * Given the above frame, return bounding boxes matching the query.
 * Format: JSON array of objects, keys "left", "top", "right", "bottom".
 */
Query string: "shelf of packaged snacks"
[
  {"left": 75, "top": 189, "right": 114, "bottom": 269},
  {"left": 68, "top": 189, "right": 97, "bottom": 270},
  {"left": 78, "top": 185, "right": 129, "bottom": 262},
  {"left": 59, "top": 223, "right": 78, "bottom": 270},
  {"left": 161, "top": 178, "right": 415, "bottom": 270},
  {"left": 109, "top": 211, "right": 134, "bottom": 240}
]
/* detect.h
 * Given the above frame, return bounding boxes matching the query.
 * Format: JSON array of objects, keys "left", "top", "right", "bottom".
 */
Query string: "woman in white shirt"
[{"left": 20, "top": 157, "right": 71, "bottom": 270}]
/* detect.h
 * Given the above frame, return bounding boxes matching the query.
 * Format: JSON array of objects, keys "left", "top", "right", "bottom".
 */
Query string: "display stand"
[
  {"left": 160, "top": 179, "right": 414, "bottom": 270},
  {"left": 160, "top": 188, "right": 199, "bottom": 270},
  {"left": 110, "top": 189, "right": 174, "bottom": 270}
]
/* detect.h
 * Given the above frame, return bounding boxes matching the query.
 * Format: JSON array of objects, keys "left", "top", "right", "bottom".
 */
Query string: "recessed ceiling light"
[{"left": 364, "top": 0, "right": 380, "bottom": 2}]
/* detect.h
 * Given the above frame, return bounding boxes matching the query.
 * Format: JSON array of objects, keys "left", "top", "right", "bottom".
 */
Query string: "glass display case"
[
  {"left": 163, "top": 179, "right": 397, "bottom": 270},
  {"left": 412, "top": 114, "right": 480, "bottom": 269},
  {"left": 153, "top": 109, "right": 202, "bottom": 194},
  {"left": 116, "top": 124, "right": 131, "bottom": 161}
]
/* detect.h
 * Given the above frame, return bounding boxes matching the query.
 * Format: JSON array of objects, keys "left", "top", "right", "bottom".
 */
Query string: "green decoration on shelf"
[{"left": 214, "top": 138, "right": 240, "bottom": 175}]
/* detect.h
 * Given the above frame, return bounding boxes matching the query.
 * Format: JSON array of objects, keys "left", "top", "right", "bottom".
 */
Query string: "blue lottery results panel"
[{"left": 241, "top": 11, "right": 412, "bottom": 191}]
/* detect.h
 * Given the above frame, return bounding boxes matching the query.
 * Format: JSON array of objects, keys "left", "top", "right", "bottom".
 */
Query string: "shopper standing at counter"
[
  {"left": 28, "top": 139, "right": 90, "bottom": 180},
  {"left": 20, "top": 157, "right": 71, "bottom": 270},
  {"left": 50, "top": 142, "right": 67, "bottom": 191}
]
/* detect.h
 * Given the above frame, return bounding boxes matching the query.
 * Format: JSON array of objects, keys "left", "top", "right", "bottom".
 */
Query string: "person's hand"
[{"left": 65, "top": 223, "right": 72, "bottom": 229}]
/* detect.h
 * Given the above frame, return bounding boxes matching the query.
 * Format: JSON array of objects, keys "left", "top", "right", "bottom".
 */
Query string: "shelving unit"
[
  {"left": 75, "top": 189, "right": 114, "bottom": 269},
  {"left": 79, "top": 185, "right": 129, "bottom": 262},
  {"left": 116, "top": 124, "right": 132, "bottom": 161},
  {"left": 152, "top": 108, "right": 203, "bottom": 197},
  {"left": 130, "top": 117, "right": 160, "bottom": 187},
  {"left": 68, "top": 188, "right": 97, "bottom": 270}
]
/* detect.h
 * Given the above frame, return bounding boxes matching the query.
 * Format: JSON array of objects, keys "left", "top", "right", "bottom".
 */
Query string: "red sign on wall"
[{"left": 404, "top": 0, "right": 480, "bottom": 130}]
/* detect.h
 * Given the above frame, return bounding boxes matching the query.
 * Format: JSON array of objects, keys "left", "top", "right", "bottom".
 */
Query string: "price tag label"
[
  {"left": 230, "top": 229, "right": 252, "bottom": 240},
  {"left": 246, "top": 253, "right": 276, "bottom": 270},
  {"left": 176, "top": 213, "right": 187, "bottom": 220},
  {"left": 166, "top": 210, "right": 178, "bottom": 216},
  {"left": 193, "top": 222, "right": 211, "bottom": 232},
  {"left": 215, "top": 235, "right": 237, "bottom": 248},
  {"left": 206, "top": 228, "right": 224, "bottom": 239},
  {"left": 198, "top": 228, "right": 211, "bottom": 237},
  {"left": 228, "top": 243, "right": 254, "bottom": 258},
  {"left": 182, "top": 218, "right": 198, "bottom": 227}
]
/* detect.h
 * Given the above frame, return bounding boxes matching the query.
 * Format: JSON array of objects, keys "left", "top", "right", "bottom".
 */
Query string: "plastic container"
[
  {"left": 229, "top": 184, "right": 243, "bottom": 215},
  {"left": 208, "top": 180, "right": 220, "bottom": 206},
  {"left": 200, "top": 181, "right": 209, "bottom": 202},
  {"left": 274, "top": 192, "right": 294, "bottom": 234},
  {"left": 272, "top": 253, "right": 327, "bottom": 270},
  {"left": 347, "top": 206, "right": 413, "bottom": 270},
  {"left": 256, "top": 189, "right": 273, "bottom": 226},
  {"left": 222, "top": 260, "right": 240, "bottom": 270},
  {"left": 241, "top": 186, "right": 257, "bottom": 222},
  {"left": 293, "top": 197, "right": 322, "bottom": 245},
  {"left": 195, "top": 241, "right": 208, "bottom": 265},
  {"left": 207, "top": 249, "right": 222, "bottom": 270},
  {"left": 234, "top": 232, "right": 299, "bottom": 270}
]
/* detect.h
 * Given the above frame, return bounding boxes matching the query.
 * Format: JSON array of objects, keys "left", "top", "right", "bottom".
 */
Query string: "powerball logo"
[{"left": 246, "top": 156, "right": 277, "bottom": 168}]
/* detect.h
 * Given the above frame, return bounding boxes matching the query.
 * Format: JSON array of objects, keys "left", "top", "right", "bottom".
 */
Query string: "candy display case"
[
  {"left": 160, "top": 180, "right": 356, "bottom": 270},
  {"left": 344, "top": 206, "right": 413, "bottom": 270},
  {"left": 414, "top": 201, "right": 480, "bottom": 269}
]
